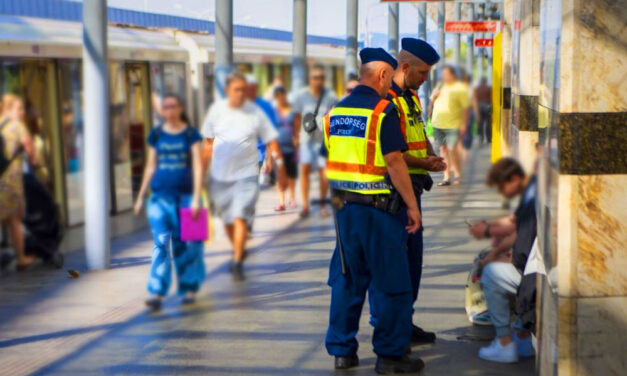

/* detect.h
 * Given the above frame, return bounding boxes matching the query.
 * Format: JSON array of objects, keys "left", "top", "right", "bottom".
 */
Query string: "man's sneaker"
[
  {"left": 412, "top": 325, "right": 436, "bottom": 343},
  {"left": 334, "top": 355, "right": 359, "bottom": 369},
  {"left": 375, "top": 355, "right": 424, "bottom": 374},
  {"left": 513, "top": 332, "right": 535, "bottom": 357},
  {"left": 478, "top": 338, "right": 519, "bottom": 363}
]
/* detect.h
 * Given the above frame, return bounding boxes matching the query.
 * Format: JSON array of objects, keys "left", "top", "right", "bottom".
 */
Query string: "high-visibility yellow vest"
[
  {"left": 323, "top": 99, "right": 391, "bottom": 195},
  {"left": 388, "top": 89, "right": 428, "bottom": 175}
]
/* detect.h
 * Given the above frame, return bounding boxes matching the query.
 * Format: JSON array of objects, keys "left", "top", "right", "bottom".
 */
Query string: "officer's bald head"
[{"left": 360, "top": 61, "right": 395, "bottom": 98}]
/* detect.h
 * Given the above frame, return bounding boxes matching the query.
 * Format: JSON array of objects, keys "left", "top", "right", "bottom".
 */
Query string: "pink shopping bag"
[{"left": 179, "top": 208, "right": 209, "bottom": 242}]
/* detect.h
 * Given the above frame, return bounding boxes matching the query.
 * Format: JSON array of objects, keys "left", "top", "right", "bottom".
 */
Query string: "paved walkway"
[{"left": 0, "top": 147, "right": 534, "bottom": 375}]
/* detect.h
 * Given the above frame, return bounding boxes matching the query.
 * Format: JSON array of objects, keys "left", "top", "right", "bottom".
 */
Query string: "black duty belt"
[{"left": 332, "top": 190, "right": 403, "bottom": 215}]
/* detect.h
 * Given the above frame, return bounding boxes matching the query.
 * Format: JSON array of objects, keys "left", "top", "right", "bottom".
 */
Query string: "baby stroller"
[{"left": 22, "top": 171, "right": 64, "bottom": 268}]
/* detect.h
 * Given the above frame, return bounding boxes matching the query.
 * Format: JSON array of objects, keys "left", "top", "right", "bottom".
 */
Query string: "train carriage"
[{"left": 0, "top": 9, "right": 345, "bottom": 228}]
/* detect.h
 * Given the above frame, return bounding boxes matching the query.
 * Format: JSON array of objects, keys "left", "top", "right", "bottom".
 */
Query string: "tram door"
[
  {"left": 109, "top": 61, "right": 150, "bottom": 213},
  {"left": 0, "top": 59, "right": 63, "bottom": 211}
]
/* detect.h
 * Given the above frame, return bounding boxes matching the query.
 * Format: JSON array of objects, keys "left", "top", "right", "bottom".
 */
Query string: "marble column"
[
  {"left": 510, "top": 0, "right": 540, "bottom": 173},
  {"left": 536, "top": 0, "right": 627, "bottom": 375}
]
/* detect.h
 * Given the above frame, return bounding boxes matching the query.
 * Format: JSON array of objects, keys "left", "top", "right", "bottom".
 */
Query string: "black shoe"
[
  {"left": 375, "top": 355, "right": 424, "bottom": 375},
  {"left": 412, "top": 325, "right": 436, "bottom": 344},
  {"left": 232, "top": 262, "right": 246, "bottom": 282},
  {"left": 334, "top": 355, "right": 359, "bottom": 370},
  {"left": 145, "top": 297, "right": 162, "bottom": 311}
]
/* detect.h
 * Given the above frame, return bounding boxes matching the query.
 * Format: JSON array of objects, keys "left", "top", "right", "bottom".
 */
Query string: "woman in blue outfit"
[{"left": 134, "top": 93, "right": 205, "bottom": 311}]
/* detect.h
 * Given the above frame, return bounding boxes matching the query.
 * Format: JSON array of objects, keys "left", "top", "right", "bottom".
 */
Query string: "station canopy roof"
[{"left": 0, "top": 0, "right": 349, "bottom": 47}]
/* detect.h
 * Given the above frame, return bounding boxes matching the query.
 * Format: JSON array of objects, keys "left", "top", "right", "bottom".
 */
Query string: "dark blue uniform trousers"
[
  {"left": 370, "top": 195, "right": 423, "bottom": 326},
  {"left": 325, "top": 203, "right": 413, "bottom": 358}
]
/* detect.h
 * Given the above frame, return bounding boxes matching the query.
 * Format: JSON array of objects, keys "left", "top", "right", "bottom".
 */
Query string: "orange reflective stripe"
[
  {"left": 326, "top": 161, "right": 387, "bottom": 176},
  {"left": 407, "top": 141, "right": 427, "bottom": 151},
  {"left": 387, "top": 89, "right": 407, "bottom": 139},
  {"left": 367, "top": 99, "right": 389, "bottom": 166}
]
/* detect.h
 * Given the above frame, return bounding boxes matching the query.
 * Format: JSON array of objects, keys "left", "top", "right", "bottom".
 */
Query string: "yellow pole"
[{"left": 491, "top": 31, "right": 502, "bottom": 163}]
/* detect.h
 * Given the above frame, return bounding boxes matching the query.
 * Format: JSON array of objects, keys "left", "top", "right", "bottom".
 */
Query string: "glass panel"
[
  {"left": 202, "top": 63, "right": 214, "bottom": 113},
  {"left": 0, "top": 60, "right": 20, "bottom": 95},
  {"left": 109, "top": 61, "right": 133, "bottom": 212},
  {"left": 20, "top": 61, "right": 55, "bottom": 191},
  {"left": 126, "top": 63, "right": 149, "bottom": 198},
  {"left": 150, "top": 62, "right": 187, "bottom": 125},
  {"left": 58, "top": 60, "right": 84, "bottom": 225}
]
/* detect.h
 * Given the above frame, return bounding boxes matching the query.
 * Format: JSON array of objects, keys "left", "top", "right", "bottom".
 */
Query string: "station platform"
[{"left": 0, "top": 147, "right": 534, "bottom": 376}]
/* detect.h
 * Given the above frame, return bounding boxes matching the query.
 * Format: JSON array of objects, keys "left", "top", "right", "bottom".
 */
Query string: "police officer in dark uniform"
[
  {"left": 371, "top": 38, "right": 444, "bottom": 345},
  {"left": 322, "top": 48, "right": 424, "bottom": 374}
]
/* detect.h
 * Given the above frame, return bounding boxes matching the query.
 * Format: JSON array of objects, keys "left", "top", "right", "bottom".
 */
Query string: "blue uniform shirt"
[{"left": 321, "top": 84, "right": 407, "bottom": 157}]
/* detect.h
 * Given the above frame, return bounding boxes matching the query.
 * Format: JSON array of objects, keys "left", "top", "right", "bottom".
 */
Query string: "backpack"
[{"left": 0, "top": 119, "right": 24, "bottom": 178}]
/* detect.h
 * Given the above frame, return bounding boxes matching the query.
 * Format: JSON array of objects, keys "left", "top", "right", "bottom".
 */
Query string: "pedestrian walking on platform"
[
  {"left": 292, "top": 64, "right": 338, "bottom": 218},
  {"left": 474, "top": 77, "right": 492, "bottom": 145},
  {"left": 134, "top": 94, "right": 206, "bottom": 311},
  {"left": 202, "top": 73, "right": 287, "bottom": 281},
  {"left": 272, "top": 86, "right": 298, "bottom": 211},
  {"left": 429, "top": 66, "right": 471, "bottom": 186},
  {"left": 323, "top": 48, "right": 424, "bottom": 374},
  {"left": 370, "top": 37, "right": 444, "bottom": 345}
]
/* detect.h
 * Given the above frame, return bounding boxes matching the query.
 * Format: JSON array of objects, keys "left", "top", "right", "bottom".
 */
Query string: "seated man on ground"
[{"left": 468, "top": 158, "right": 537, "bottom": 363}]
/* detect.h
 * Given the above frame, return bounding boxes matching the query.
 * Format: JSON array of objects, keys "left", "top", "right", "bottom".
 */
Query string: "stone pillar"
[
  {"left": 214, "top": 0, "right": 233, "bottom": 99},
  {"left": 437, "top": 2, "right": 445, "bottom": 78},
  {"left": 536, "top": 0, "right": 627, "bottom": 375},
  {"left": 465, "top": 4, "right": 475, "bottom": 79},
  {"left": 388, "top": 2, "right": 399, "bottom": 57},
  {"left": 292, "top": 0, "right": 307, "bottom": 91},
  {"left": 417, "top": 2, "right": 429, "bottom": 117},
  {"left": 82, "top": 0, "right": 110, "bottom": 269},
  {"left": 345, "top": 0, "right": 358, "bottom": 80},
  {"left": 453, "top": 2, "right": 461, "bottom": 66},
  {"left": 510, "top": 0, "right": 540, "bottom": 173},
  {"left": 498, "top": 0, "right": 514, "bottom": 157}
]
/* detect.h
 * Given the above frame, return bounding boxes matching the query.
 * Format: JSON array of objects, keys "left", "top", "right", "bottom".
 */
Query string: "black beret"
[
  {"left": 359, "top": 47, "right": 398, "bottom": 70},
  {"left": 401, "top": 38, "right": 440, "bottom": 65}
]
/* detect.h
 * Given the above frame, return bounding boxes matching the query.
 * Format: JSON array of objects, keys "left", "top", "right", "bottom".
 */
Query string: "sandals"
[
  {"left": 299, "top": 208, "right": 310, "bottom": 218},
  {"left": 274, "top": 204, "right": 286, "bottom": 212},
  {"left": 437, "top": 180, "right": 451, "bottom": 187}
]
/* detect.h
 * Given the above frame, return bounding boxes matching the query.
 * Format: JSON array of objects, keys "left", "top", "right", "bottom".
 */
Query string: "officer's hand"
[
  {"left": 406, "top": 206, "right": 422, "bottom": 234},
  {"left": 426, "top": 156, "right": 446, "bottom": 172}
]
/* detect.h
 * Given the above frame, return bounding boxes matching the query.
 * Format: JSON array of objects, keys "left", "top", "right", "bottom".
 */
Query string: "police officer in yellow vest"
[
  {"left": 374, "top": 38, "right": 445, "bottom": 344},
  {"left": 323, "top": 48, "right": 424, "bottom": 374}
]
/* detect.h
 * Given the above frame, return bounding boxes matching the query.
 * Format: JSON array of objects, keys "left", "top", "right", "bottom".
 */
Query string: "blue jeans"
[
  {"left": 481, "top": 262, "right": 522, "bottom": 337},
  {"left": 146, "top": 193, "right": 206, "bottom": 296}
]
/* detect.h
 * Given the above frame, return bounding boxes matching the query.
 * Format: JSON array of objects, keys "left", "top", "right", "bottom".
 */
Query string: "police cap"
[
  {"left": 359, "top": 47, "right": 398, "bottom": 70},
  {"left": 401, "top": 38, "right": 440, "bottom": 65}
]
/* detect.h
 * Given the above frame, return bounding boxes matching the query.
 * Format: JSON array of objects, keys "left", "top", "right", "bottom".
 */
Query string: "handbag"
[
  {"left": 179, "top": 207, "right": 209, "bottom": 242},
  {"left": 302, "top": 89, "right": 327, "bottom": 134}
]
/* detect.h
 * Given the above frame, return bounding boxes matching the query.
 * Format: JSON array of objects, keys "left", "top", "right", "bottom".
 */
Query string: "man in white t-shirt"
[{"left": 202, "top": 73, "right": 287, "bottom": 281}]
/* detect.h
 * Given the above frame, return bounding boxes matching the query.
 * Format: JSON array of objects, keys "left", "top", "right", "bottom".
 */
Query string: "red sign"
[
  {"left": 445, "top": 21, "right": 498, "bottom": 33},
  {"left": 475, "top": 38, "right": 494, "bottom": 48}
]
